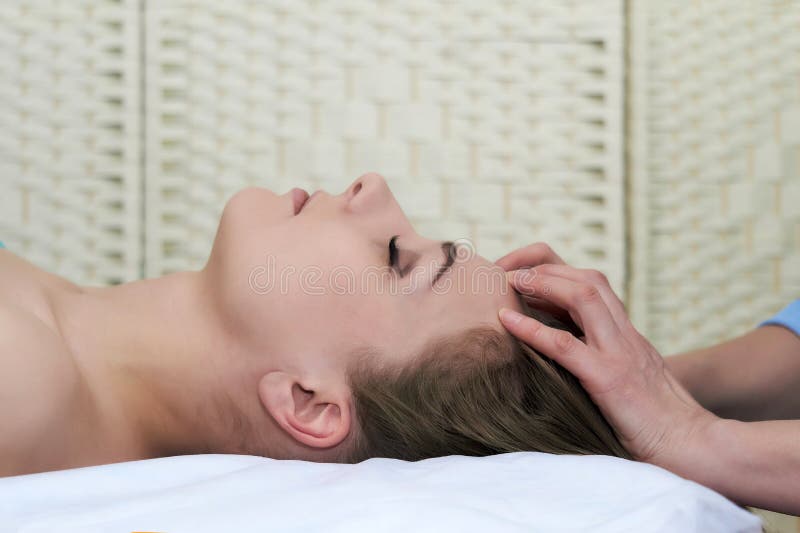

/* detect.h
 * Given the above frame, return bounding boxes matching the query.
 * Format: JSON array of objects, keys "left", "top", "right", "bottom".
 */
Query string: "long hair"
[{"left": 344, "top": 299, "right": 631, "bottom": 462}]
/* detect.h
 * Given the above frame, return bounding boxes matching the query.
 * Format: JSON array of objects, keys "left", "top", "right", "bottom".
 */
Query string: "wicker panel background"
[
  {"left": 143, "top": 0, "right": 626, "bottom": 291},
  {"left": 629, "top": 0, "right": 800, "bottom": 355},
  {"left": 2, "top": 1, "right": 796, "bottom": 358},
  {"left": 0, "top": 0, "right": 142, "bottom": 285}
]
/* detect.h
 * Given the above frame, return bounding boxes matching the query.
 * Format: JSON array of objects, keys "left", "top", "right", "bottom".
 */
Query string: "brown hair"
[{"left": 343, "top": 299, "right": 631, "bottom": 463}]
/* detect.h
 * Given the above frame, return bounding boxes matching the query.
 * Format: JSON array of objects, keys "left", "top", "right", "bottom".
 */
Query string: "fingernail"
[
  {"left": 499, "top": 307, "right": 523, "bottom": 326},
  {"left": 507, "top": 269, "right": 525, "bottom": 285},
  {"left": 515, "top": 267, "right": 537, "bottom": 283},
  {"left": 509, "top": 268, "right": 537, "bottom": 296}
]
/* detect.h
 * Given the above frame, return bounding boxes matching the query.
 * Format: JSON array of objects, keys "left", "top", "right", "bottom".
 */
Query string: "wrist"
[
  {"left": 652, "top": 414, "right": 743, "bottom": 497},
  {"left": 646, "top": 406, "right": 723, "bottom": 476}
]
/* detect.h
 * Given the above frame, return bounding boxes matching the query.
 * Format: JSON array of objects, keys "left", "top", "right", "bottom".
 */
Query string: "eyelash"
[{"left": 388, "top": 235, "right": 399, "bottom": 268}]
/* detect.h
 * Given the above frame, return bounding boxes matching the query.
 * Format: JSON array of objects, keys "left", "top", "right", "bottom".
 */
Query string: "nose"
[
  {"left": 343, "top": 172, "right": 415, "bottom": 235},
  {"left": 345, "top": 172, "right": 392, "bottom": 207}
]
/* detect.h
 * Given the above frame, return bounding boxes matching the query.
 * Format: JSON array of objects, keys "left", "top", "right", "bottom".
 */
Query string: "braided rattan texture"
[
  {"left": 8, "top": 1, "right": 796, "bottom": 358},
  {"left": 629, "top": 0, "right": 800, "bottom": 353},
  {"left": 143, "top": 0, "right": 626, "bottom": 289},
  {"left": 0, "top": 0, "right": 141, "bottom": 285}
]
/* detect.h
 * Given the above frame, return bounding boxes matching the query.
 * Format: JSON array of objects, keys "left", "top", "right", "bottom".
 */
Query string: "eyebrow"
[{"left": 431, "top": 241, "right": 455, "bottom": 288}]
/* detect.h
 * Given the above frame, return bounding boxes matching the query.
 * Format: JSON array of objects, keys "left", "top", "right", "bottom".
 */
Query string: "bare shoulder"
[
  {"left": 0, "top": 301, "right": 84, "bottom": 476},
  {"left": 0, "top": 249, "right": 80, "bottom": 299}
]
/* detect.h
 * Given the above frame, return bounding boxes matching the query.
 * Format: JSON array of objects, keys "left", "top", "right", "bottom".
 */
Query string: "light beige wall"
[
  {"left": 1, "top": 2, "right": 797, "bottom": 342},
  {"left": 142, "top": 1, "right": 626, "bottom": 288},
  {"left": 628, "top": 0, "right": 800, "bottom": 355},
  {"left": 0, "top": 1, "right": 142, "bottom": 284},
  {"left": 1, "top": 1, "right": 626, "bottom": 292}
]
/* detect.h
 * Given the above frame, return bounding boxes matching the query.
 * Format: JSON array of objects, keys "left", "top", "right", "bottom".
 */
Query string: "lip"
[{"left": 290, "top": 188, "right": 310, "bottom": 215}]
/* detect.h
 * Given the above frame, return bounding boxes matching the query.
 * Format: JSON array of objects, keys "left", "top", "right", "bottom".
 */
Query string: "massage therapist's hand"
[
  {"left": 497, "top": 263, "right": 718, "bottom": 468},
  {"left": 495, "top": 243, "right": 571, "bottom": 321},
  {"left": 497, "top": 244, "right": 800, "bottom": 514},
  {"left": 495, "top": 241, "right": 566, "bottom": 271}
]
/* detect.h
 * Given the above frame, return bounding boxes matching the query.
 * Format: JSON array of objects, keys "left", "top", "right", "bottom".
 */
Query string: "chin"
[
  {"left": 204, "top": 188, "right": 277, "bottom": 272},
  {"left": 222, "top": 187, "right": 292, "bottom": 227}
]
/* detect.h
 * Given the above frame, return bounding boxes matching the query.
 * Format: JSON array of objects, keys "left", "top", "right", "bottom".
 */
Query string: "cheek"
[
  {"left": 301, "top": 292, "right": 394, "bottom": 350},
  {"left": 256, "top": 292, "right": 391, "bottom": 372}
]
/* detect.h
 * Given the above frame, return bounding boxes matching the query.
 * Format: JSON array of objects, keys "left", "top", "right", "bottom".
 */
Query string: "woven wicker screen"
[
  {"left": 0, "top": 1, "right": 142, "bottom": 286},
  {"left": 628, "top": 0, "right": 800, "bottom": 353},
  {"left": 1, "top": 0, "right": 798, "bottom": 357},
  {"left": 143, "top": 0, "right": 626, "bottom": 289}
]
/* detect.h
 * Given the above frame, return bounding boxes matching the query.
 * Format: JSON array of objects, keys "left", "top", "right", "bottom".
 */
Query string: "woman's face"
[{"left": 205, "top": 173, "right": 523, "bottom": 380}]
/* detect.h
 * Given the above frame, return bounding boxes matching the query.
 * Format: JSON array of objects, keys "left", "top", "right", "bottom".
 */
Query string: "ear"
[{"left": 258, "top": 370, "right": 352, "bottom": 450}]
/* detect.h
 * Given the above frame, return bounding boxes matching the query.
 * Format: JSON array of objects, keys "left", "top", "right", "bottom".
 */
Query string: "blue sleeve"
[
  {"left": 759, "top": 299, "right": 800, "bottom": 337},
  {"left": 0, "top": 241, "right": 5, "bottom": 249}
]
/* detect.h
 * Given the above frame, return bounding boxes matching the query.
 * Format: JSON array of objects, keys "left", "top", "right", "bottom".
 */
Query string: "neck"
[{"left": 52, "top": 270, "right": 258, "bottom": 461}]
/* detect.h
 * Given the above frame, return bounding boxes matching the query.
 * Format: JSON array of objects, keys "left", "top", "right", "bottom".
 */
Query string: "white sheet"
[{"left": 1, "top": 452, "right": 761, "bottom": 532}]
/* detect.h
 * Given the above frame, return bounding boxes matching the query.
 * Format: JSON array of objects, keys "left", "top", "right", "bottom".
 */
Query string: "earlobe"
[{"left": 258, "top": 371, "right": 352, "bottom": 451}]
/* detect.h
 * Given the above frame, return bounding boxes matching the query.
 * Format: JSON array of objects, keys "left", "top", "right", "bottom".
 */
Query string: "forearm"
[
  {"left": 656, "top": 417, "right": 800, "bottom": 515},
  {"left": 667, "top": 326, "right": 800, "bottom": 421}
]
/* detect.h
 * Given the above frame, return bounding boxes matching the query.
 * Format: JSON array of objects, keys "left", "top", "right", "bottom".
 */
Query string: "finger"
[
  {"left": 532, "top": 264, "right": 628, "bottom": 330},
  {"left": 507, "top": 269, "right": 622, "bottom": 347},
  {"left": 519, "top": 294, "right": 574, "bottom": 324},
  {"left": 498, "top": 307, "right": 594, "bottom": 380},
  {"left": 516, "top": 292, "right": 584, "bottom": 337},
  {"left": 494, "top": 242, "right": 566, "bottom": 272}
]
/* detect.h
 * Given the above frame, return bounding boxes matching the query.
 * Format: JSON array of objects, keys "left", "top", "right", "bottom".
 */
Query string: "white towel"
[{"left": 0, "top": 451, "right": 761, "bottom": 532}]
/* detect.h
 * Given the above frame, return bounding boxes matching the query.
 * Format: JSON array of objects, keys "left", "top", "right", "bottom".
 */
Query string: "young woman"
[{"left": 0, "top": 172, "right": 627, "bottom": 477}]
